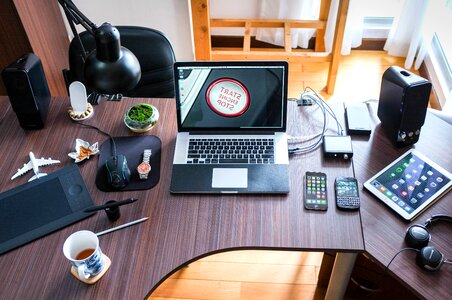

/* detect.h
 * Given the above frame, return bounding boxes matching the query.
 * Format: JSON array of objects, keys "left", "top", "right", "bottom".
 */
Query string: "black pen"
[{"left": 84, "top": 198, "right": 138, "bottom": 213}]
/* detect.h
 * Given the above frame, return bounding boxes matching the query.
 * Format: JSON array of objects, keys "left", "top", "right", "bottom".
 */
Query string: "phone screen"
[
  {"left": 336, "top": 179, "right": 359, "bottom": 197},
  {"left": 335, "top": 177, "right": 360, "bottom": 209},
  {"left": 304, "top": 172, "right": 328, "bottom": 210}
]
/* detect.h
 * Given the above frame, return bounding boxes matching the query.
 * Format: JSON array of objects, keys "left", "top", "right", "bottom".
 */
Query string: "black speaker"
[
  {"left": 377, "top": 66, "right": 432, "bottom": 147},
  {"left": 1, "top": 53, "right": 50, "bottom": 130}
]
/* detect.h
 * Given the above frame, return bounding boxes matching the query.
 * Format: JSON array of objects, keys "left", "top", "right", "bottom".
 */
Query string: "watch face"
[{"left": 137, "top": 163, "right": 151, "bottom": 174}]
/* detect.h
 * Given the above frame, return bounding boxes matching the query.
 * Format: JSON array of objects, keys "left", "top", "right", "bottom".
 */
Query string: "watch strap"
[{"left": 142, "top": 149, "right": 152, "bottom": 164}]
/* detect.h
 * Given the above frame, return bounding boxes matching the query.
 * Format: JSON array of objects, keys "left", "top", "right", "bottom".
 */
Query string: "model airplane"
[{"left": 11, "top": 152, "right": 60, "bottom": 181}]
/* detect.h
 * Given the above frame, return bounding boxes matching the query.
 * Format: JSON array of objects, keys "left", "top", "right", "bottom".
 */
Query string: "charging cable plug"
[
  {"left": 297, "top": 92, "right": 322, "bottom": 106},
  {"left": 297, "top": 98, "right": 313, "bottom": 106},
  {"left": 297, "top": 91, "right": 318, "bottom": 106}
]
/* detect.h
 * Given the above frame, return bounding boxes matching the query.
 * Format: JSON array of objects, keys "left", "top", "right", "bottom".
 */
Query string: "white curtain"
[
  {"left": 383, "top": 0, "right": 430, "bottom": 70},
  {"left": 255, "top": 0, "right": 366, "bottom": 54},
  {"left": 324, "top": 0, "right": 365, "bottom": 55},
  {"left": 256, "top": 0, "right": 446, "bottom": 69},
  {"left": 255, "top": 0, "right": 321, "bottom": 49}
]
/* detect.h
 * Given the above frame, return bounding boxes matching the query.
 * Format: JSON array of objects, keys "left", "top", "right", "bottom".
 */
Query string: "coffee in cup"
[{"left": 63, "top": 230, "right": 105, "bottom": 280}]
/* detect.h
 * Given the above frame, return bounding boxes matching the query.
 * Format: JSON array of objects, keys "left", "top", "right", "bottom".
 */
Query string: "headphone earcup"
[
  {"left": 405, "top": 224, "right": 430, "bottom": 249},
  {"left": 416, "top": 246, "right": 444, "bottom": 271}
]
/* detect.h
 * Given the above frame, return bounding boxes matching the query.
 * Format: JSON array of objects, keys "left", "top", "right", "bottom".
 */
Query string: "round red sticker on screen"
[{"left": 206, "top": 78, "right": 250, "bottom": 117}]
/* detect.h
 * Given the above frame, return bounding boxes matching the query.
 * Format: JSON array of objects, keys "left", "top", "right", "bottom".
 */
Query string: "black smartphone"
[
  {"left": 335, "top": 177, "right": 360, "bottom": 210},
  {"left": 345, "top": 104, "right": 371, "bottom": 135},
  {"left": 304, "top": 172, "right": 328, "bottom": 211}
]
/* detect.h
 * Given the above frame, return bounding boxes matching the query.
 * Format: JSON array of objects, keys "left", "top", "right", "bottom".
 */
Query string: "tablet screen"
[{"left": 364, "top": 149, "right": 452, "bottom": 220}]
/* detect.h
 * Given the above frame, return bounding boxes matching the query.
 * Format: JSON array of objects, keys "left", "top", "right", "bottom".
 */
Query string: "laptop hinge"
[{"left": 188, "top": 131, "right": 276, "bottom": 135}]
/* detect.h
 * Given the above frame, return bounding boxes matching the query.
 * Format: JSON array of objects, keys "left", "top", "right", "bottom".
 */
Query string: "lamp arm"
[
  {"left": 58, "top": 0, "right": 98, "bottom": 35},
  {"left": 58, "top": 0, "right": 141, "bottom": 97}
]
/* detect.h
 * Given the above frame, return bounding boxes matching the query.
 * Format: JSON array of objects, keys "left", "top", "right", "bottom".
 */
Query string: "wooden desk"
[
  {"left": 0, "top": 96, "right": 363, "bottom": 299},
  {"left": 351, "top": 103, "right": 452, "bottom": 299}
]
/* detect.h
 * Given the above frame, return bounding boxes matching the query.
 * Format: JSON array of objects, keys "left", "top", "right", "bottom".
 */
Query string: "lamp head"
[{"left": 84, "top": 23, "right": 141, "bottom": 94}]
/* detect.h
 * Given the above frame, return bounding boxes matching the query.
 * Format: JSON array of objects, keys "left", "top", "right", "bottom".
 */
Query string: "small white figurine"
[{"left": 11, "top": 152, "right": 60, "bottom": 181}]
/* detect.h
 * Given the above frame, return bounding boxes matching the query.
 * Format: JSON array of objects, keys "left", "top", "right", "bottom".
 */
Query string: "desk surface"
[
  {"left": 0, "top": 96, "right": 363, "bottom": 299},
  {"left": 352, "top": 103, "right": 452, "bottom": 299}
]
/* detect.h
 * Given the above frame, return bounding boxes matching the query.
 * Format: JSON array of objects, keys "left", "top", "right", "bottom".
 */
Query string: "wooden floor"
[
  {"left": 286, "top": 50, "right": 418, "bottom": 102},
  {"left": 150, "top": 251, "right": 325, "bottom": 300},
  {"left": 149, "top": 50, "right": 415, "bottom": 300}
]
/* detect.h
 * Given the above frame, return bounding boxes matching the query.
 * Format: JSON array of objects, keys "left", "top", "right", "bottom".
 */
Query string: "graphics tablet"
[
  {"left": 0, "top": 165, "right": 94, "bottom": 255},
  {"left": 363, "top": 149, "right": 452, "bottom": 221}
]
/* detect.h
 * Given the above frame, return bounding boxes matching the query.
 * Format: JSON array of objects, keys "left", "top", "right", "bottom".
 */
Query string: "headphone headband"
[{"left": 424, "top": 214, "right": 452, "bottom": 228}]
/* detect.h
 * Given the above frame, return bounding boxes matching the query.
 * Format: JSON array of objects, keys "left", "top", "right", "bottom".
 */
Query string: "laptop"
[{"left": 170, "top": 61, "right": 290, "bottom": 193}]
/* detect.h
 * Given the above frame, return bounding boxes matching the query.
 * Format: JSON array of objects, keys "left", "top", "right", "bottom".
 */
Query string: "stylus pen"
[
  {"left": 96, "top": 217, "right": 149, "bottom": 237},
  {"left": 84, "top": 198, "right": 138, "bottom": 213}
]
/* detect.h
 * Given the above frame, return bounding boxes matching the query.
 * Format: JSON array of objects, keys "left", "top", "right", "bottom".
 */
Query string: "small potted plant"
[{"left": 124, "top": 103, "right": 159, "bottom": 133}]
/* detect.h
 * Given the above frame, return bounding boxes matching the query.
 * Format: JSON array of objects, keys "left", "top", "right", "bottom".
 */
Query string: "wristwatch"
[{"left": 137, "top": 149, "right": 152, "bottom": 180}]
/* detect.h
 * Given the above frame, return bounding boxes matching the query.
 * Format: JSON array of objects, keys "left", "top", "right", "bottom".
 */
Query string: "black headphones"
[{"left": 405, "top": 214, "right": 452, "bottom": 271}]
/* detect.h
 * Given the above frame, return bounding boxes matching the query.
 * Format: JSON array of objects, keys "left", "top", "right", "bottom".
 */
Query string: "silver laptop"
[{"left": 170, "top": 61, "right": 290, "bottom": 193}]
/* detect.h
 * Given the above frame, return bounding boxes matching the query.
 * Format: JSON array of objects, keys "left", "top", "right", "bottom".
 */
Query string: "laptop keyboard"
[{"left": 186, "top": 138, "right": 275, "bottom": 164}]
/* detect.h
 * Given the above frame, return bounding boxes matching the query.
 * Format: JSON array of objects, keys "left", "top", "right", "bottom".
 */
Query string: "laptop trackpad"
[{"left": 212, "top": 168, "right": 248, "bottom": 188}]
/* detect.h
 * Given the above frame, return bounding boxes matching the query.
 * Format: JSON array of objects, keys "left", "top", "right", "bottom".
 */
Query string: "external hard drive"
[{"left": 346, "top": 104, "right": 372, "bottom": 135}]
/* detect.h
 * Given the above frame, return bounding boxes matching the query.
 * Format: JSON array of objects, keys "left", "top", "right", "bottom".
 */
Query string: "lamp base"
[
  {"left": 88, "top": 93, "right": 103, "bottom": 105},
  {"left": 67, "top": 103, "right": 94, "bottom": 121},
  {"left": 105, "top": 94, "right": 123, "bottom": 101}
]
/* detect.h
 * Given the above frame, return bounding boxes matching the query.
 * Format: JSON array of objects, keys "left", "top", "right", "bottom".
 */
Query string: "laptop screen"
[{"left": 174, "top": 61, "right": 288, "bottom": 132}]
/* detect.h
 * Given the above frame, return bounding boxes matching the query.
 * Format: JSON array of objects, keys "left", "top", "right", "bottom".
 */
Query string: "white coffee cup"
[{"left": 63, "top": 230, "right": 105, "bottom": 279}]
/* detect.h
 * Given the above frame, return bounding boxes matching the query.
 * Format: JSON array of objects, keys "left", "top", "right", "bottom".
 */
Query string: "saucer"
[{"left": 70, "top": 253, "right": 111, "bottom": 284}]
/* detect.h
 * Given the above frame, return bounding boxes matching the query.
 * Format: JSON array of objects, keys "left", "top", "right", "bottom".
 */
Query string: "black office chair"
[{"left": 64, "top": 26, "right": 176, "bottom": 98}]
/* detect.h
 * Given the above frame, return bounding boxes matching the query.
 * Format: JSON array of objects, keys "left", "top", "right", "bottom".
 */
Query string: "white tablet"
[{"left": 363, "top": 149, "right": 452, "bottom": 221}]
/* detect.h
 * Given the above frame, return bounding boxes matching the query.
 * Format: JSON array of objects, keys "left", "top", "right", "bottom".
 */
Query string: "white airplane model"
[{"left": 11, "top": 152, "right": 60, "bottom": 181}]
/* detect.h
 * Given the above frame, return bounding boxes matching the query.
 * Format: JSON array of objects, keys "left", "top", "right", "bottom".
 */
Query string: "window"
[{"left": 425, "top": 1, "right": 452, "bottom": 109}]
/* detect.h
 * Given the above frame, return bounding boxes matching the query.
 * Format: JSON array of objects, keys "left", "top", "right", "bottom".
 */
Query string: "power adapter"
[{"left": 322, "top": 135, "right": 353, "bottom": 159}]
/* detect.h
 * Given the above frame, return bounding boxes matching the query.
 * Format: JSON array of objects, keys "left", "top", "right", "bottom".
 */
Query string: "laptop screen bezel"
[{"left": 173, "top": 61, "right": 289, "bottom": 132}]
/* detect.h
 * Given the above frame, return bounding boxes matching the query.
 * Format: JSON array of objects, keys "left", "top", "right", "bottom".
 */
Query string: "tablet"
[
  {"left": 0, "top": 165, "right": 94, "bottom": 255},
  {"left": 363, "top": 149, "right": 452, "bottom": 221}
]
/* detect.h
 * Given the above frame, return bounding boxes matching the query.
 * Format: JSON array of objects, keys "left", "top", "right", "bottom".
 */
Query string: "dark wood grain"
[
  {"left": 12, "top": 0, "right": 70, "bottom": 96},
  {"left": 0, "top": 0, "right": 33, "bottom": 95},
  {"left": 0, "top": 96, "right": 363, "bottom": 299},
  {"left": 351, "top": 102, "right": 452, "bottom": 300}
]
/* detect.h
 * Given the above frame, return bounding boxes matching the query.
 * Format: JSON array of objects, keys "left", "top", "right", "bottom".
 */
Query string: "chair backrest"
[{"left": 67, "top": 26, "right": 176, "bottom": 98}]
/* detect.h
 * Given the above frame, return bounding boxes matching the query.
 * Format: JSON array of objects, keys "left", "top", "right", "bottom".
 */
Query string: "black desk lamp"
[{"left": 58, "top": 0, "right": 141, "bottom": 97}]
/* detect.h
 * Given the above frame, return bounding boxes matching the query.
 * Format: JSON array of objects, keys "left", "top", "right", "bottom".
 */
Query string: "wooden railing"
[{"left": 190, "top": 0, "right": 350, "bottom": 94}]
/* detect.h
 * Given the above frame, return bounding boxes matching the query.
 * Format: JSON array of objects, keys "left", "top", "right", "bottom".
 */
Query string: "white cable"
[
  {"left": 288, "top": 132, "right": 323, "bottom": 143},
  {"left": 289, "top": 85, "right": 349, "bottom": 154},
  {"left": 288, "top": 91, "right": 327, "bottom": 154}
]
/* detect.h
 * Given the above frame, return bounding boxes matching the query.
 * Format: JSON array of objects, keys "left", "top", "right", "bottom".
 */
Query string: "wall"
[
  {"left": 0, "top": 1, "right": 32, "bottom": 95},
  {"left": 210, "top": 0, "right": 260, "bottom": 18},
  {"left": 0, "top": 0, "right": 70, "bottom": 96},
  {"left": 66, "top": 1, "right": 261, "bottom": 60},
  {"left": 210, "top": 0, "right": 260, "bottom": 35},
  {"left": 71, "top": 0, "right": 194, "bottom": 61}
]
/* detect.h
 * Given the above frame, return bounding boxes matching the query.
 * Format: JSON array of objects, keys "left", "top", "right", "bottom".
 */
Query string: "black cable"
[
  {"left": 350, "top": 276, "right": 382, "bottom": 293},
  {"left": 385, "top": 248, "right": 419, "bottom": 272},
  {"left": 73, "top": 121, "right": 117, "bottom": 157}
]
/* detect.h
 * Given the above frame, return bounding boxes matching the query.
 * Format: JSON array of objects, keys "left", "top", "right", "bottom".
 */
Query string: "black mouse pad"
[{"left": 95, "top": 135, "right": 161, "bottom": 192}]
